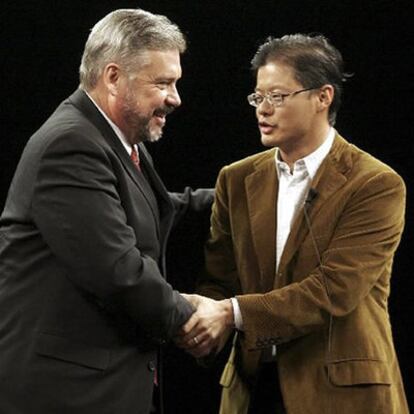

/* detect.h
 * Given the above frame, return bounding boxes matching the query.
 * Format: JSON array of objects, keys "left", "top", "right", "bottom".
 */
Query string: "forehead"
[
  {"left": 256, "top": 61, "right": 300, "bottom": 90},
  {"left": 136, "top": 49, "right": 182, "bottom": 79}
]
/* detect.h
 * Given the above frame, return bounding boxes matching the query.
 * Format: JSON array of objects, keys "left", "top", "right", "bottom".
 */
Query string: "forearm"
[{"left": 169, "top": 187, "right": 214, "bottom": 225}]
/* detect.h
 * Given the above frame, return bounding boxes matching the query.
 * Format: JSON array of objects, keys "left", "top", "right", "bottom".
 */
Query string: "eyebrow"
[
  {"left": 154, "top": 74, "right": 181, "bottom": 83},
  {"left": 255, "top": 87, "right": 286, "bottom": 93}
]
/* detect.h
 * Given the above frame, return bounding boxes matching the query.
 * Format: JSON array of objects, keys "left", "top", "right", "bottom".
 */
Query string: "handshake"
[{"left": 174, "top": 294, "right": 235, "bottom": 358}]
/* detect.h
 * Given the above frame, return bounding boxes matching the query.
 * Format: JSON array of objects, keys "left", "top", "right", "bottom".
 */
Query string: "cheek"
[{"left": 280, "top": 108, "right": 308, "bottom": 129}]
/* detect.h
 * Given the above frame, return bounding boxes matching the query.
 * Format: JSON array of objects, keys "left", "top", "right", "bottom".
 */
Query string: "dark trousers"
[{"left": 248, "top": 362, "right": 286, "bottom": 414}]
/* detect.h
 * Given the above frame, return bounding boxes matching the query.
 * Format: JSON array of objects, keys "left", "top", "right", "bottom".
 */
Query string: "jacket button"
[{"left": 147, "top": 360, "right": 156, "bottom": 372}]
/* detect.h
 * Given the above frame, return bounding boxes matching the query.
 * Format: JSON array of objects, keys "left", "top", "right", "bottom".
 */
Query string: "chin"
[
  {"left": 137, "top": 124, "right": 163, "bottom": 143},
  {"left": 261, "top": 134, "right": 279, "bottom": 148},
  {"left": 147, "top": 129, "right": 163, "bottom": 142},
  {"left": 145, "top": 121, "right": 164, "bottom": 142}
]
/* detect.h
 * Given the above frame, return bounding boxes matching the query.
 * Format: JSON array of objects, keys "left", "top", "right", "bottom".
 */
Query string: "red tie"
[{"left": 130, "top": 146, "right": 141, "bottom": 172}]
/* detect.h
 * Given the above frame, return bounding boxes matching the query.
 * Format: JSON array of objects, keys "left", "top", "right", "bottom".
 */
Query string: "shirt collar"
[
  {"left": 275, "top": 127, "right": 335, "bottom": 179},
  {"left": 84, "top": 90, "right": 134, "bottom": 155}
]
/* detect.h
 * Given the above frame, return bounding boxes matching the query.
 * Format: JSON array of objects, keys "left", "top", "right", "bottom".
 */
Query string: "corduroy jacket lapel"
[
  {"left": 245, "top": 149, "right": 278, "bottom": 292},
  {"left": 276, "top": 135, "right": 351, "bottom": 283}
]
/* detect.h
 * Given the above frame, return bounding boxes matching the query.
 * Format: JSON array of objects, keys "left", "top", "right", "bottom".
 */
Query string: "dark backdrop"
[{"left": 1, "top": 1, "right": 412, "bottom": 412}]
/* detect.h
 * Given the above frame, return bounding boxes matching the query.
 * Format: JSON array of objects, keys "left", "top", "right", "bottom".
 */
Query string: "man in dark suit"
[{"left": 0, "top": 8, "right": 212, "bottom": 414}]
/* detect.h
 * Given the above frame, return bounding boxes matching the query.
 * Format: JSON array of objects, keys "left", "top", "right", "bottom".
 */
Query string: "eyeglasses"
[{"left": 247, "top": 87, "right": 318, "bottom": 108}]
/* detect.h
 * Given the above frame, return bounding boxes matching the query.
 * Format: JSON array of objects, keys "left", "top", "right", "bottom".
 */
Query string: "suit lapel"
[
  {"left": 68, "top": 89, "right": 162, "bottom": 233},
  {"left": 137, "top": 143, "right": 174, "bottom": 244},
  {"left": 113, "top": 143, "right": 161, "bottom": 223},
  {"left": 246, "top": 150, "right": 278, "bottom": 292},
  {"left": 276, "top": 135, "right": 351, "bottom": 281}
]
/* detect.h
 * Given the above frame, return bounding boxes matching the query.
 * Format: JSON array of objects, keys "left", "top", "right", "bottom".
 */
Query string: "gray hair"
[{"left": 79, "top": 9, "right": 186, "bottom": 90}]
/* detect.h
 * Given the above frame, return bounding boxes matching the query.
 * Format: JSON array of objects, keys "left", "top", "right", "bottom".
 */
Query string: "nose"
[
  {"left": 256, "top": 98, "right": 274, "bottom": 116},
  {"left": 166, "top": 84, "right": 181, "bottom": 108}
]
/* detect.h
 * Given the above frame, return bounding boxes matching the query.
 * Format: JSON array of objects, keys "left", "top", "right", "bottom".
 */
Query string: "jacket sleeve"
[
  {"left": 31, "top": 133, "right": 194, "bottom": 341},
  {"left": 197, "top": 166, "right": 243, "bottom": 300},
  {"left": 169, "top": 188, "right": 215, "bottom": 226}
]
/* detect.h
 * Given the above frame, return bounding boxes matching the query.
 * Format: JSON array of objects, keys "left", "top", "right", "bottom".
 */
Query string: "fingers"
[
  {"left": 183, "top": 325, "right": 232, "bottom": 358},
  {"left": 181, "top": 293, "right": 201, "bottom": 307},
  {"left": 187, "top": 340, "right": 218, "bottom": 358},
  {"left": 176, "top": 295, "right": 213, "bottom": 339},
  {"left": 176, "top": 329, "right": 217, "bottom": 357},
  {"left": 180, "top": 312, "right": 199, "bottom": 336},
  {"left": 174, "top": 295, "right": 235, "bottom": 357},
  {"left": 175, "top": 312, "right": 206, "bottom": 348},
  {"left": 177, "top": 331, "right": 207, "bottom": 352}
]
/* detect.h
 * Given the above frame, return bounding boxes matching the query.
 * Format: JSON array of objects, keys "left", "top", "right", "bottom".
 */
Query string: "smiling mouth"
[
  {"left": 154, "top": 110, "right": 166, "bottom": 117},
  {"left": 153, "top": 115, "right": 166, "bottom": 128},
  {"left": 154, "top": 106, "right": 174, "bottom": 118},
  {"left": 152, "top": 110, "right": 166, "bottom": 125}
]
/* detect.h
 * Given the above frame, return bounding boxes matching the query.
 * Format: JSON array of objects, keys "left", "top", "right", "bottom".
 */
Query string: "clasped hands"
[{"left": 174, "top": 294, "right": 234, "bottom": 358}]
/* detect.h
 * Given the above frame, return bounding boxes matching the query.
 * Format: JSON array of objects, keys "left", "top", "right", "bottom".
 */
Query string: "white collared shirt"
[
  {"left": 232, "top": 128, "right": 335, "bottom": 330},
  {"left": 84, "top": 90, "right": 137, "bottom": 156},
  {"left": 275, "top": 128, "right": 335, "bottom": 272}
]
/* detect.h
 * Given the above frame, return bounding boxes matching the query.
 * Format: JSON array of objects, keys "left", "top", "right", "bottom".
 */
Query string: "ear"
[
  {"left": 102, "top": 63, "right": 122, "bottom": 96},
  {"left": 316, "top": 84, "right": 334, "bottom": 113}
]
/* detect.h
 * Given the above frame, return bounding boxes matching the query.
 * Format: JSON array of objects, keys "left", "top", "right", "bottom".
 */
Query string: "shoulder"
[
  {"left": 24, "top": 95, "right": 110, "bottom": 161},
  {"left": 218, "top": 148, "right": 275, "bottom": 179},
  {"left": 333, "top": 134, "right": 404, "bottom": 184},
  {"left": 333, "top": 134, "right": 406, "bottom": 197}
]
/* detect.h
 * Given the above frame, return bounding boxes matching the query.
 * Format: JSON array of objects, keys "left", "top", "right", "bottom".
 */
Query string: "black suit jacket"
[{"left": 0, "top": 89, "right": 211, "bottom": 414}]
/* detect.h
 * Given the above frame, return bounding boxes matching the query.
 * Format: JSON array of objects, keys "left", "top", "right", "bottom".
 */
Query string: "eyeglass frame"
[{"left": 247, "top": 87, "right": 320, "bottom": 108}]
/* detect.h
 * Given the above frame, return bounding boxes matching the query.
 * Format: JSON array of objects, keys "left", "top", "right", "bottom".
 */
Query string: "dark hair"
[{"left": 251, "top": 34, "right": 351, "bottom": 125}]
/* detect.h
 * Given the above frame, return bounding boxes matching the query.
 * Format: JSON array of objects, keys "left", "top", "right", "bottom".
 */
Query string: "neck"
[
  {"left": 87, "top": 87, "right": 135, "bottom": 146},
  {"left": 87, "top": 88, "right": 109, "bottom": 116},
  {"left": 279, "top": 124, "right": 330, "bottom": 168}
]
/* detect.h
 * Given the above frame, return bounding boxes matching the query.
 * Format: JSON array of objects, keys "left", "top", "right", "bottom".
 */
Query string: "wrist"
[{"left": 220, "top": 299, "right": 235, "bottom": 327}]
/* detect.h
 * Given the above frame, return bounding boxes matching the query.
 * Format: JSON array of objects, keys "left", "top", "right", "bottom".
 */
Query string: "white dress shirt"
[
  {"left": 84, "top": 90, "right": 137, "bottom": 156},
  {"left": 232, "top": 128, "right": 335, "bottom": 330}
]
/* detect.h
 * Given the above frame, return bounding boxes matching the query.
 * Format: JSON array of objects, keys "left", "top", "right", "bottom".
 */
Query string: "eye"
[
  {"left": 157, "top": 81, "right": 170, "bottom": 90},
  {"left": 156, "top": 79, "right": 177, "bottom": 91},
  {"left": 253, "top": 94, "right": 264, "bottom": 104},
  {"left": 269, "top": 93, "right": 284, "bottom": 104}
]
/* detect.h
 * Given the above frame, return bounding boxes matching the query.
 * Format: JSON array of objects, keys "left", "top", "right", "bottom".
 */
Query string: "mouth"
[
  {"left": 153, "top": 107, "right": 174, "bottom": 126},
  {"left": 153, "top": 113, "right": 166, "bottom": 126},
  {"left": 258, "top": 121, "right": 275, "bottom": 135}
]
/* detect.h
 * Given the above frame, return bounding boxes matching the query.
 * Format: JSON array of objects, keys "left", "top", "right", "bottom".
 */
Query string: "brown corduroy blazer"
[{"left": 199, "top": 134, "right": 409, "bottom": 414}]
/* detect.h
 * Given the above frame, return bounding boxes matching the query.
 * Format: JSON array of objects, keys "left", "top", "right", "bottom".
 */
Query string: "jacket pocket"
[
  {"left": 35, "top": 332, "right": 110, "bottom": 371},
  {"left": 327, "top": 358, "right": 391, "bottom": 386}
]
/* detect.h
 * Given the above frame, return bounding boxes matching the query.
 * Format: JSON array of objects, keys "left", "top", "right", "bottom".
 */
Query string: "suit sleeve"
[
  {"left": 168, "top": 188, "right": 215, "bottom": 226},
  {"left": 139, "top": 141, "right": 215, "bottom": 224},
  {"left": 236, "top": 170, "right": 406, "bottom": 350},
  {"left": 31, "top": 133, "right": 194, "bottom": 341},
  {"left": 197, "top": 166, "right": 243, "bottom": 300}
]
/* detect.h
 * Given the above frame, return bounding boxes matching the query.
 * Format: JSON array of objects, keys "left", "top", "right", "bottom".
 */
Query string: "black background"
[{"left": 1, "top": 1, "right": 412, "bottom": 412}]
